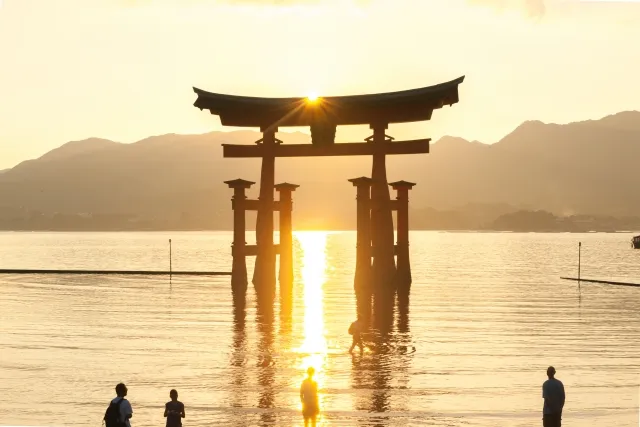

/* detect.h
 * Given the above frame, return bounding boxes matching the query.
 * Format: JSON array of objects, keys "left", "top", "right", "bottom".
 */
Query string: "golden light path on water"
[{"left": 294, "top": 231, "right": 329, "bottom": 415}]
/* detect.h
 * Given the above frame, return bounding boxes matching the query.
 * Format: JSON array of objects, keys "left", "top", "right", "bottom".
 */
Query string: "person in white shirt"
[{"left": 111, "top": 383, "right": 133, "bottom": 427}]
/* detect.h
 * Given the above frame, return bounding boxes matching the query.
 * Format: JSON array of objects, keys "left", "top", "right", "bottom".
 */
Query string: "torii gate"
[{"left": 193, "top": 76, "right": 465, "bottom": 309}]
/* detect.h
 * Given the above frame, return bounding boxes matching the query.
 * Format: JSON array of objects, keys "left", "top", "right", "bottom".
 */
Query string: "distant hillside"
[
  {"left": 0, "top": 111, "right": 638, "bottom": 230},
  {"left": 418, "top": 111, "right": 640, "bottom": 216}
]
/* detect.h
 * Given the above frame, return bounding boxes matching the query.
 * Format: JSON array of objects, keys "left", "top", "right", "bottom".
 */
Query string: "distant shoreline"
[
  {"left": 2, "top": 209, "right": 639, "bottom": 234},
  {"left": 0, "top": 228, "right": 637, "bottom": 233}
]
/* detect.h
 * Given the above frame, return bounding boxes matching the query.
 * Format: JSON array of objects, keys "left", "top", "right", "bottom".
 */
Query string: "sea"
[{"left": 0, "top": 231, "right": 639, "bottom": 427}]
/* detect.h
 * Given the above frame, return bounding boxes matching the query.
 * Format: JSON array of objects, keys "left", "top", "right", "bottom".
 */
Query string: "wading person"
[
  {"left": 300, "top": 367, "right": 319, "bottom": 427},
  {"left": 542, "top": 366, "right": 565, "bottom": 427},
  {"left": 348, "top": 317, "right": 363, "bottom": 353},
  {"left": 164, "top": 389, "right": 185, "bottom": 427},
  {"left": 104, "top": 383, "right": 133, "bottom": 427}
]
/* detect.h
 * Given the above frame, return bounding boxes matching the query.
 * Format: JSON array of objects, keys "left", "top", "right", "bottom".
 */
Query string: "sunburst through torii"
[{"left": 193, "top": 76, "right": 465, "bottom": 321}]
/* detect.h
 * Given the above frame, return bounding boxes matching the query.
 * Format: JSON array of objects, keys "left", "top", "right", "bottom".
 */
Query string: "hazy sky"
[{"left": 0, "top": 0, "right": 639, "bottom": 168}]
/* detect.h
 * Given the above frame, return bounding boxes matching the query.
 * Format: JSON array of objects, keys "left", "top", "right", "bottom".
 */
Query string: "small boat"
[{"left": 632, "top": 235, "right": 640, "bottom": 249}]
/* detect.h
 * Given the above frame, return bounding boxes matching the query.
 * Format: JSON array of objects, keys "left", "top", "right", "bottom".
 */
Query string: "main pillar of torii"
[
  {"left": 370, "top": 124, "right": 397, "bottom": 295},
  {"left": 193, "top": 76, "right": 465, "bottom": 298}
]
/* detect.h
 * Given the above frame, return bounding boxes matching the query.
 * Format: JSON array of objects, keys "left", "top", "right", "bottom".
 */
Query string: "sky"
[{"left": 0, "top": 0, "right": 639, "bottom": 168}]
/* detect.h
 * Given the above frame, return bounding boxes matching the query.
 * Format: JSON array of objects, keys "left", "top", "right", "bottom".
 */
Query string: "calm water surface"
[{"left": 0, "top": 231, "right": 639, "bottom": 427}]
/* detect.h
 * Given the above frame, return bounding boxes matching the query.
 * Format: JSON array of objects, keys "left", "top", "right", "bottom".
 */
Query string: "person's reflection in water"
[{"left": 300, "top": 367, "right": 319, "bottom": 427}]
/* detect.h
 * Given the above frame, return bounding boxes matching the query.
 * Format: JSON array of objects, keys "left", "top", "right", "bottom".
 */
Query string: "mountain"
[
  {"left": 0, "top": 111, "right": 638, "bottom": 230},
  {"left": 414, "top": 111, "right": 640, "bottom": 216}
]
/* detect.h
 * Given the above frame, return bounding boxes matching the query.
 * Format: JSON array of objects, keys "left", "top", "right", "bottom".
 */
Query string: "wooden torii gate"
[{"left": 193, "top": 76, "right": 465, "bottom": 307}]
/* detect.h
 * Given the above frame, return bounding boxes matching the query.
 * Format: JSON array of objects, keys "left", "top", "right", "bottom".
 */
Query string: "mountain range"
[{"left": 0, "top": 111, "right": 638, "bottom": 230}]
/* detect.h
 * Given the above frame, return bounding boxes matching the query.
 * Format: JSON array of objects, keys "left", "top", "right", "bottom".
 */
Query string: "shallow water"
[{"left": 0, "top": 231, "right": 639, "bottom": 427}]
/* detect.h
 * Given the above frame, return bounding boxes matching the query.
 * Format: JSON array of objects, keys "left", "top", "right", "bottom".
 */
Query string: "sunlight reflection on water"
[{"left": 295, "top": 231, "right": 328, "bottom": 416}]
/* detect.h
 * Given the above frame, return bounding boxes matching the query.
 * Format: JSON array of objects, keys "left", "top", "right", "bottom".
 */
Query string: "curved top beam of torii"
[{"left": 193, "top": 76, "right": 465, "bottom": 128}]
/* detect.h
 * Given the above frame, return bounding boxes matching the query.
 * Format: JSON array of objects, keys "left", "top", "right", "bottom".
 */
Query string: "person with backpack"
[
  {"left": 104, "top": 383, "right": 133, "bottom": 427},
  {"left": 164, "top": 389, "right": 185, "bottom": 427},
  {"left": 348, "top": 317, "right": 363, "bottom": 354}
]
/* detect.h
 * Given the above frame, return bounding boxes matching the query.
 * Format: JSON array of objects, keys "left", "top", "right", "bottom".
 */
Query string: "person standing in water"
[
  {"left": 164, "top": 389, "right": 185, "bottom": 427},
  {"left": 542, "top": 366, "right": 565, "bottom": 427},
  {"left": 348, "top": 317, "right": 363, "bottom": 353},
  {"left": 104, "top": 383, "right": 133, "bottom": 427},
  {"left": 300, "top": 367, "right": 319, "bottom": 427}
]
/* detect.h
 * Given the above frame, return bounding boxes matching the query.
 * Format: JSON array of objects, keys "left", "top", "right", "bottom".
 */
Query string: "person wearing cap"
[
  {"left": 542, "top": 366, "right": 565, "bottom": 427},
  {"left": 300, "top": 367, "right": 319, "bottom": 427}
]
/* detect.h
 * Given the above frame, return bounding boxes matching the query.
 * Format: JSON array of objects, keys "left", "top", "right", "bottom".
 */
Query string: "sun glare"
[
  {"left": 306, "top": 92, "right": 319, "bottom": 102},
  {"left": 295, "top": 231, "right": 328, "bottom": 386}
]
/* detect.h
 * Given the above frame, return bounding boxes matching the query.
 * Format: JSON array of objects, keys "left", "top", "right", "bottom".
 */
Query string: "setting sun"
[{"left": 306, "top": 92, "right": 319, "bottom": 102}]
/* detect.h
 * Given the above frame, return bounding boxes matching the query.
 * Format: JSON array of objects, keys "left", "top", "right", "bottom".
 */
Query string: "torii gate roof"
[{"left": 193, "top": 76, "right": 464, "bottom": 128}]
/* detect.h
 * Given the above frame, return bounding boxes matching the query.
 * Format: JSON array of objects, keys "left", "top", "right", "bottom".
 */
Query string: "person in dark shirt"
[
  {"left": 164, "top": 389, "right": 185, "bottom": 427},
  {"left": 542, "top": 366, "right": 565, "bottom": 427}
]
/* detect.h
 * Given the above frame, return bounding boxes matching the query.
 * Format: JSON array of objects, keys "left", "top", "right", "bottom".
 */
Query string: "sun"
[{"left": 306, "top": 92, "right": 319, "bottom": 103}]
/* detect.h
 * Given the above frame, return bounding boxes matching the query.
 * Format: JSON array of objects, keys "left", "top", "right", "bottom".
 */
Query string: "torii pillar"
[
  {"left": 253, "top": 127, "right": 278, "bottom": 299},
  {"left": 225, "top": 178, "right": 255, "bottom": 294},
  {"left": 370, "top": 124, "right": 397, "bottom": 296},
  {"left": 275, "top": 182, "right": 299, "bottom": 299},
  {"left": 349, "top": 177, "right": 373, "bottom": 321},
  {"left": 390, "top": 180, "right": 416, "bottom": 293}
]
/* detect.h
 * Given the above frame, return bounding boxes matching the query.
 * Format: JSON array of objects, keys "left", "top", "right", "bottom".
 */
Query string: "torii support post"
[
  {"left": 390, "top": 180, "right": 416, "bottom": 293},
  {"left": 370, "top": 124, "right": 397, "bottom": 295},
  {"left": 253, "top": 127, "right": 278, "bottom": 299},
  {"left": 349, "top": 177, "right": 373, "bottom": 322},
  {"left": 225, "top": 179, "right": 255, "bottom": 294},
  {"left": 275, "top": 182, "right": 299, "bottom": 297}
]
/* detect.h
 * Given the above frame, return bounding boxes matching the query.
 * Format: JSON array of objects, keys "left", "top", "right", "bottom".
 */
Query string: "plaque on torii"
[{"left": 193, "top": 76, "right": 465, "bottom": 303}]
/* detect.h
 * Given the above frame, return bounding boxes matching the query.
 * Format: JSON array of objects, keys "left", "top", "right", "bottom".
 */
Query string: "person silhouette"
[
  {"left": 164, "top": 389, "right": 185, "bottom": 427},
  {"left": 300, "top": 367, "right": 319, "bottom": 427},
  {"left": 542, "top": 366, "right": 565, "bottom": 427},
  {"left": 348, "top": 317, "right": 364, "bottom": 353},
  {"left": 104, "top": 383, "right": 132, "bottom": 427}
]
